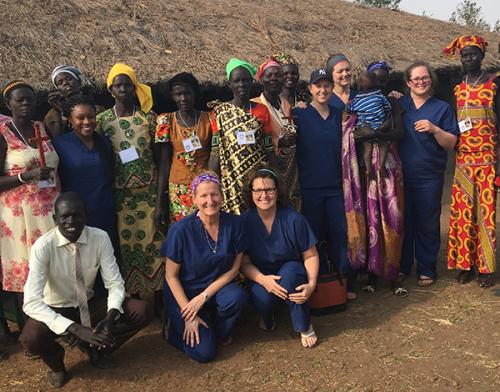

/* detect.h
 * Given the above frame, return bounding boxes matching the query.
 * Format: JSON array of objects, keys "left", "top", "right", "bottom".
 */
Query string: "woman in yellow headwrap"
[
  {"left": 443, "top": 35, "right": 499, "bottom": 287},
  {"left": 96, "top": 63, "right": 164, "bottom": 299}
]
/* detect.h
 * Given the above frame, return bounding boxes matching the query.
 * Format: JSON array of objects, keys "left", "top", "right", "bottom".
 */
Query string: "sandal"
[
  {"left": 362, "top": 284, "right": 376, "bottom": 294},
  {"left": 393, "top": 287, "right": 408, "bottom": 297},
  {"left": 346, "top": 291, "right": 357, "bottom": 300},
  {"left": 300, "top": 325, "right": 318, "bottom": 348},
  {"left": 417, "top": 276, "right": 435, "bottom": 287},
  {"left": 456, "top": 269, "right": 475, "bottom": 284},
  {"left": 259, "top": 316, "right": 275, "bottom": 332},
  {"left": 478, "top": 273, "right": 495, "bottom": 288}
]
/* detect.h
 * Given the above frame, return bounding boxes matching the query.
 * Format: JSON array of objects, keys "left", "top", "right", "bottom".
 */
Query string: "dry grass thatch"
[{"left": 1, "top": 0, "right": 500, "bottom": 89}]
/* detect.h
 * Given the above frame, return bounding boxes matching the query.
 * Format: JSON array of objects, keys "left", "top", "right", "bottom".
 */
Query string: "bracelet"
[
  {"left": 17, "top": 172, "right": 27, "bottom": 183},
  {"left": 201, "top": 291, "right": 209, "bottom": 302}
]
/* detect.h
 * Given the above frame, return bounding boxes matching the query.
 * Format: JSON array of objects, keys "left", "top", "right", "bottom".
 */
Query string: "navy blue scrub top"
[
  {"left": 52, "top": 132, "right": 116, "bottom": 232},
  {"left": 293, "top": 104, "right": 343, "bottom": 189},
  {"left": 398, "top": 95, "right": 459, "bottom": 181},
  {"left": 328, "top": 89, "right": 358, "bottom": 113},
  {"left": 161, "top": 211, "right": 246, "bottom": 292},
  {"left": 242, "top": 207, "right": 317, "bottom": 275}
]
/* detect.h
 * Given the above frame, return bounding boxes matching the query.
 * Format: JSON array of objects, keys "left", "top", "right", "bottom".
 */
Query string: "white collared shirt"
[{"left": 23, "top": 226, "right": 125, "bottom": 335}]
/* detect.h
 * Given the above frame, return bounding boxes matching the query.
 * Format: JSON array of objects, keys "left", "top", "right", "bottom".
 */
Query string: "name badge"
[
  {"left": 182, "top": 135, "right": 202, "bottom": 152},
  {"left": 119, "top": 147, "right": 140, "bottom": 164},
  {"left": 458, "top": 118, "right": 473, "bottom": 133},
  {"left": 236, "top": 130, "right": 255, "bottom": 145},
  {"left": 39, "top": 171, "right": 56, "bottom": 189}
]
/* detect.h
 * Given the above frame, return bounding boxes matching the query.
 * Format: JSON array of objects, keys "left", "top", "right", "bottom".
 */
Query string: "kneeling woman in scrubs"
[
  {"left": 240, "top": 167, "right": 319, "bottom": 348},
  {"left": 162, "top": 172, "right": 247, "bottom": 363}
]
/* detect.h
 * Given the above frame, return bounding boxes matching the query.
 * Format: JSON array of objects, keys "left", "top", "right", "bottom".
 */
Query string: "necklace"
[
  {"left": 113, "top": 105, "right": 136, "bottom": 119},
  {"left": 464, "top": 72, "right": 485, "bottom": 119},
  {"left": 203, "top": 226, "right": 217, "bottom": 254},
  {"left": 176, "top": 110, "right": 200, "bottom": 138},
  {"left": 10, "top": 121, "right": 42, "bottom": 165}
]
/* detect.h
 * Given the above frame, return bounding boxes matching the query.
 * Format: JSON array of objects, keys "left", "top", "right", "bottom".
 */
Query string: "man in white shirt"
[{"left": 20, "top": 192, "right": 152, "bottom": 388}]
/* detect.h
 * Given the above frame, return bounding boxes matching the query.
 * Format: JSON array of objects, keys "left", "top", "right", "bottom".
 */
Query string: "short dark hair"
[
  {"left": 54, "top": 192, "right": 86, "bottom": 214},
  {"left": 167, "top": 72, "right": 201, "bottom": 105},
  {"left": 242, "top": 165, "right": 289, "bottom": 210},
  {"left": 62, "top": 94, "right": 96, "bottom": 118}
]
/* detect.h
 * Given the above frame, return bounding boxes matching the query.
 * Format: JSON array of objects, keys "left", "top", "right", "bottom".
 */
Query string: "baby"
[{"left": 348, "top": 72, "right": 392, "bottom": 177}]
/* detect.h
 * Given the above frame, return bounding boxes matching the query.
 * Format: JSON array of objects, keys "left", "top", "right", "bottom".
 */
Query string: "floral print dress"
[
  {"left": 155, "top": 112, "right": 212, "bottom": 222},
  {"left": 0, "top": 121, "right": 59, "bottom": 292}
]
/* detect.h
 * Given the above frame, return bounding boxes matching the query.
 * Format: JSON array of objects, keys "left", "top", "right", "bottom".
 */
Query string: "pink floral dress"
[{"left": 0, "top": 121, "right": 59, "bottom": 292}]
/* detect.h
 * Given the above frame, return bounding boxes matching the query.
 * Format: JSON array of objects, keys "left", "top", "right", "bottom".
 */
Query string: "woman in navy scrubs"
[
  {"left": 398, "top": 61, "right": 459, "bottom": 286},
  {"left": 325, "top": 54, "right": 357, "bottom": 112},
  {"left": 162, "top": 172, "right": 247, "bottom": 363},
  {"left": 52, "top": 94, "right": 118, "bottom": 251},
  {"left": 293, "top": 69, "right": 354, "bottom": 297},
  {"left": 240, "top": 166, "right": 319, "bottom": 348}
]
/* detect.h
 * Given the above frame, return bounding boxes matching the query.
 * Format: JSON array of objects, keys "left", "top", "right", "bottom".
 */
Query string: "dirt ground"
[{"left": 1, "top": 197, "right": 499, "bottom": 392}]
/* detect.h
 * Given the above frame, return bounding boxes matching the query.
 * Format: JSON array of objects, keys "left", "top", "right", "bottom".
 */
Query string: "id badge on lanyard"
[
  {"left": 236, "top": 130, "right": 256, "bottom": 145},
  {"left": 182, "top": 135, "right": 202, "bottom": 152}
]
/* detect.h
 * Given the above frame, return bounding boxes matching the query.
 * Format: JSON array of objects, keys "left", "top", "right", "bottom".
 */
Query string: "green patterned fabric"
[{"left": 97, "top": 108, "right": 164, "bottom": 295}]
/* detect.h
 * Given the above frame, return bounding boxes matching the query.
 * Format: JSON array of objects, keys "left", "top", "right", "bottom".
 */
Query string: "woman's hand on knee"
[
  {"left": 183, "top": 316, "right": 209, "bottom": 348},
  {"left": 260, "top": 275, "right": 288, "bottom": 300},
  {"left": 288, "top": 282, "right": 316, "bottom": 304}
]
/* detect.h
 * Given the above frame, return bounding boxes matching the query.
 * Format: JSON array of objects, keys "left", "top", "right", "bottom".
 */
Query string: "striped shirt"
[{"left": 348, "top": 90, "right": 391, "bottom": 130}]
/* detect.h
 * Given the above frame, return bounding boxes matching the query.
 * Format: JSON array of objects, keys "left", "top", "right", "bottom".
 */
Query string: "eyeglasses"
[
  {"left": 252, "top": 187, "right": 276, "bottom": 195},
  {"left": 409, "top": 76, "right": 431, "bottom": 84}
]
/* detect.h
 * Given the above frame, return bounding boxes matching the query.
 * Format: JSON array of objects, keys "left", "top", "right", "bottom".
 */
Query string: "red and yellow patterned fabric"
[
  {"left": 447, "top": 76, "right": 498, "bottom": 273},
  {"left": 442, "top": 35, "right": 488, "bottom": 57}
]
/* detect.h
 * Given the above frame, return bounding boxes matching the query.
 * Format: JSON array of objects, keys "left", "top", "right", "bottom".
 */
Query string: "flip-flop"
[
  {"left": 347, "top": 291, "right": 357, "bottom": 300},
  {"left": 417, "top": 276, "right": 435, "bottom": 287},
  {"left": 393, "top": 287, "right": 408, "bottom": 297},
  {"left": 362, "top": 284, "right": 376, "bottom": 294},
  {"left": 300, "top": 326, "right": 318, "bottom": 349}
]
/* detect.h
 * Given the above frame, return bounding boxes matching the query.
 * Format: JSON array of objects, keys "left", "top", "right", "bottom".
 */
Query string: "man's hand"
[
  {"left": 67, "top": 323, "right": 115, "bottom": 349},
  {"left": 93, "top": 309, "right": 119, "bottom": 339}
]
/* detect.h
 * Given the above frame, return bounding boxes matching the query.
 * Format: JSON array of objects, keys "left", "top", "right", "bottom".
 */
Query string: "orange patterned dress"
[{"left": 447, "top": 76, "right": 498, "bottom": 274}]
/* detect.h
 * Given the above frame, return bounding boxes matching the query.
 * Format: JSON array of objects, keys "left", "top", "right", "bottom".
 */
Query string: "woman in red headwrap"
[{"left": 444, "top": 35, "right": 500, "bottom": 287}]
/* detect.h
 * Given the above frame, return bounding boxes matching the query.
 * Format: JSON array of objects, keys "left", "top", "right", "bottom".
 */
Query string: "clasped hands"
[
  {"left": 260, "top": 274, "right": 315, "bottom": 304},
  {"left": 181, "top": 293, "right": 209, "bottom": 348},
  {"left": 67, "top": 309, "right": 118, "bottom": 350}
]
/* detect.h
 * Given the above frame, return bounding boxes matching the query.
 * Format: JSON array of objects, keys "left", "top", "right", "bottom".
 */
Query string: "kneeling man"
[{"left": 20, "top": 192, "right": 152, "bottom": 388}]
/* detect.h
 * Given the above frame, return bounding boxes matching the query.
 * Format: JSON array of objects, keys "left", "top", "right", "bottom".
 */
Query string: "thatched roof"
[{"left": 2, "top": 0, "right": 499, "bottom": 88}]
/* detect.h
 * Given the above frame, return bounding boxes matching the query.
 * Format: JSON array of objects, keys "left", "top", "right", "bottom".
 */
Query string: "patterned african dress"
[
  {"left": 155, "top": 112, "right": 212, "bottom": 223},
  {"left": 209, "top": 101, "right": 274, "bottom": 215},
  {"left": 97, "top": 108, "right": 164, "bottom": 295},
  {"left": 0, "top": 121, "right": 59, "bottom": 292},
  {"left": 251, "top": 94, "right": 301, "bottom": 211},
  {"left": 447, "top": 76, "right": 498, "bottom": 274}
]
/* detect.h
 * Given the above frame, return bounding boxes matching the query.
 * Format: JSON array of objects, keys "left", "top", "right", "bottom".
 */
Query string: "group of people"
[{"left": 0, "top": 33, "right": 498, "bottom": 387}]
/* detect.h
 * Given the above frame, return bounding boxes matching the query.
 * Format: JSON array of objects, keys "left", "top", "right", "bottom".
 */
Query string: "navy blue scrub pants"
[
  {"left": 301, "top": 187, "right": 353, "bottom": 287},
  {"left": 400, "top": 177, "right": 444, "bottom": 280},
  {"left": 163, "top": 281, "right": 247, "bottom": 363},
  {"left": 249, "top": 261, "right": 310, "bottom": 333}
]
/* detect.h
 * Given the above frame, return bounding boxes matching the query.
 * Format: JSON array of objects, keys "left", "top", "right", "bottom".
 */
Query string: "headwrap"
[
  {"left": 442, "top": 35, "right": 488, "bottom": 57},
  {"left": 191, "top": 172, "right": 221, "bottom": 194},
  {"left": 106, "top": 63, "right": 153, "bottom": 113},
  {"left": 256, "top": 59, "right": 282, "bottom": 81},
  {"left": 225, "top": 58, "right": 258, "bottom": 80},
  {"left": 272, "top": 52, "right": 298, "bottom": 66},
  {"left": 367, "top": 61, "right": 392, "bottom": 74},
  {"left": 51, "top": 65, "right": 83, "bottom": 88},
  {"left": 2, "top": 80, "right": 34, "bottom": 99},
  {"left": 325, "top": 54, "right": 350, "bottom": 78}
]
